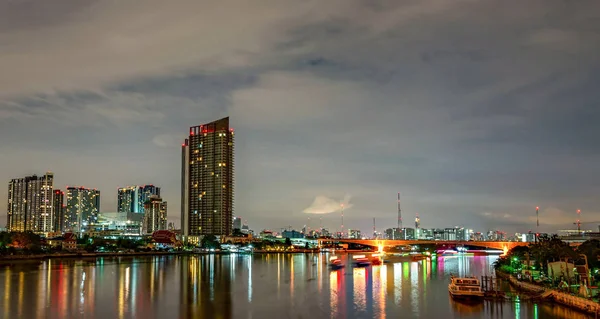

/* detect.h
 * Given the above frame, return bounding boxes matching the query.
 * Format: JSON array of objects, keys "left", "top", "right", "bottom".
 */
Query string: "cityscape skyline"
[{"left": 1, "top": 1, "right": 600, "bottom": 235}]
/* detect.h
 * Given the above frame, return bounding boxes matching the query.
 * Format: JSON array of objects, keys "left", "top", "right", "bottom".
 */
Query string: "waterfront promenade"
[{"left": 499, "top": 271, "right": 600, "bottom": 316}]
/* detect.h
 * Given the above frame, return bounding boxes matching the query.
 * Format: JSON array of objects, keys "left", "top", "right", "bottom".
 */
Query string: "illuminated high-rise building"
[
  {"left": 53, "top": 190, "right": 65, "bottom": 232},
  {"left": 139, "top": 185, "right": 160, "bottom": 212},
  {"left": 6, "top": 172, "right": 54, "bottom": 233},
  {"left": 65, "top": 187, "right": 100, "bottom": 234},
  {"left": 182, "top": 117, "right": 234, "bottom": 241},
  {"left": 233, "top": 217, "right": 242, "bottom": 231},
  {"left": 117, "top": 186, "right": 139, "bottom": 214},
  {"left": 117, "top": 185, "right": 160, "bottom": 214},
  {"left": 142, "top": 195, "right": 167, "bottom": 234},
  {"left": 117, "top": 185, "right": 160, "bottom": 222}
]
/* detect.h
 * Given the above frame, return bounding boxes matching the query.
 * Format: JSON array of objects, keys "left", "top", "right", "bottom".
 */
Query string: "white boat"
[{"left": 448, "top": 275, "right": 484, "bottom": 302}]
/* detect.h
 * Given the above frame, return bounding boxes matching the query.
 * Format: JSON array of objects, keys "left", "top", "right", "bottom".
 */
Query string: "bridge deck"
[{"left": 317, "top": 239, "right": 529, "bottom": 251}]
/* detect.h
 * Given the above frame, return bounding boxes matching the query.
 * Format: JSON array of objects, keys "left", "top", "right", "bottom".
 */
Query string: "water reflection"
[{"left": 0, "top": 255, "right": 594, "bottom": 319}]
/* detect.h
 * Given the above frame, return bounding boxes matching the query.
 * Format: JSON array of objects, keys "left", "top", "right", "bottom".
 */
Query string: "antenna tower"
[
  {"left": 341, "top": 203, "right": 345, "bottom": 238},
  {"left": 397, "top": 192, "right": 403, "bottom": 234},
  {"left": 577, "top": 209, "right": 581, "bottom": 234},
  {"left": 373, "top": 218, "right": 376, "bottom": 239}
]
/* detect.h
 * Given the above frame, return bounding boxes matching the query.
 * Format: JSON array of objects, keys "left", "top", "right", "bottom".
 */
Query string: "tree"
[
  {"left": 576, "top": 239, "right": 600, "bottom": 270},
  {"left": 0, "top": 232, "right": 11, "bottom": 247},
  {"left": 11, "top": 232, "right": 41, "bottom": 250},
  {"left": 77, "top": 234, "right": 91, "bottom": 245},
  {"left": 285, "top": 238, "right": 292, "bottom": 247},
  {"left": 528, "top": 234, "right": 576, "bottom": 273},
  {"left": 200, "top": 235, "right": 220, "bottom": 249}
]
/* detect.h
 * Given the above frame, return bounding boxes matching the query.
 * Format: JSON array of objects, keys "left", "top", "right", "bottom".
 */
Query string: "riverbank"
[
  {"left": 498, "top": 270, "right": 600, "bottom": 316},
  {"left": 0, "top": 251, "right": 188, "bottom": 264},
  {"left": 0, "top": 250, "right": 330, "bottom": 264}
]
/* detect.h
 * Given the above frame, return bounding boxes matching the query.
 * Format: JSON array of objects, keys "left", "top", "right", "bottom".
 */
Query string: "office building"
[
  {"left": 139, "top": 185, "right": 160, "bottom": 212},
  {"left": 403, "top": 227, "right": 416, "bottom": 240},
  {"left": 88, "top": 212, "right": 142, "bottom": 238},
  {"left": 233, "top": 217, "right": 242, "bottom": 231},
  {"left": 443, "top": 228, "right": 457, "bottom": 240},
  {"left": 142, "top": 195, "right": 167, "bottom": 234},
  {"left": 65, "top": 187, "right": 100, "bottom": 234},
  {"left": 118, "top": 185, "right": 161, "bottom": 220},
  {"left": 53, "top": 190, "right": 65, "bottom": 232},
  {"left": 6, "top": 173, "right": 54, "bottom": 233},
  {"left": 117, "top": 186, "right": 139, "bottom": 214},
  {"left": 282, "top": 230, "right": 304, "bottom": 239},
  {"left": 182, "top": 117, "right": 234, "bottom": 240},
  {"left": 349, "top": 229, "right": 361, "bottom": 239},
  {"left": 385, "top": 228, "right": 402, "bottom": 240}
]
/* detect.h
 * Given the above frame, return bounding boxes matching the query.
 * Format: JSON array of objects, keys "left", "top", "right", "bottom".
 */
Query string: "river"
[{"left": 0, "top": 254, "right": 592, "bottom": 318}]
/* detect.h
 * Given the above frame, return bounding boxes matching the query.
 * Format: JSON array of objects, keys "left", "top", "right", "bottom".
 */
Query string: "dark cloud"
[{"left": 1, "top": 0, "right": 600, "bottom": 235}]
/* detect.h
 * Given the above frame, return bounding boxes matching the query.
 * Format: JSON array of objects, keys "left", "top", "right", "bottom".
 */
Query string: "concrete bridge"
[{"left": 317, "top": 239, "right": 529, "bottom": 253}]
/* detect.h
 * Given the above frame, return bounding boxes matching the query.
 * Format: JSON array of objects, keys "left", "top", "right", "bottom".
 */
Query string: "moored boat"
[
  {"left": 352, "top": 255, "right": 371, "bottom": 267},
  {"left": 448, "top": 275, "right": 484, "bottom": 302},
  {"left": 329, "top": 256, "right": 344, "bottom": 270}
]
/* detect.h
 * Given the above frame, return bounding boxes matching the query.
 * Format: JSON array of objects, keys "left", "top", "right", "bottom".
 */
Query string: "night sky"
[{"left": 1, "top": 1, "right": 599, "bottom": 235}]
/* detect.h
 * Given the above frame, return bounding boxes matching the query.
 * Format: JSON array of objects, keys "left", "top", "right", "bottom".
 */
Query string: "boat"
[
  {"left": 352, "top": 255, "right": 371, "bottom": 267},
  {"left": 329, "top": 256, "right": 345, "bottom": 270},
  {"left": 448, "top": 275, "right": 484, "bottom": 302}
]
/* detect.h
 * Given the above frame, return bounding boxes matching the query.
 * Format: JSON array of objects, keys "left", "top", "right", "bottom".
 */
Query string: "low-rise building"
[
  {"left": 282, "top": 230, "right": 304, "bottom": 239},
  {"left": 348, "top": 229, "right": 361, "bottom": 239},
  {"left": 62, "top": 233, "right": 77, "bottom": 251}
]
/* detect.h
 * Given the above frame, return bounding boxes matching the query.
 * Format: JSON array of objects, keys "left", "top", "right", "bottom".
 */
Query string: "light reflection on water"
[{"left": 0, "top": 254, "right": 594, "bottom": 319}]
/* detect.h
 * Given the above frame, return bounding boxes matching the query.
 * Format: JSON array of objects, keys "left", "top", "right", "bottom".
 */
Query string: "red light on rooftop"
[{"left": 536, "top": 206, "right": 539, "bottom": 210}]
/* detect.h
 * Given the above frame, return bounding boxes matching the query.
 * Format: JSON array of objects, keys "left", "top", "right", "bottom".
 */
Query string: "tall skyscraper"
[
  {"left": 53, "top": 190, "right": 65, "bottom": 232},
  {"left": 65, "top": 187, "right": 100, "bottom": 234},
  {"left": 142, "top": 195, "right": 167, "bottom": 234},
  {"left": 117, "top": 185, "right": 161, "bottom": 222},
  {"left": 139, "top": 185, "right": 160, "bottom": 214},
  {"left": 233, "top": 217, "right": 242, "bottom": 231},
  {"left": 117, "top": 186, "right": 139, "bottom": 214},
  {"left": 182, "top": 117, "right": 234, "bottom": 240},
  {"left": 6, "top": 173, "right": 55, "bottom": 233}
]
